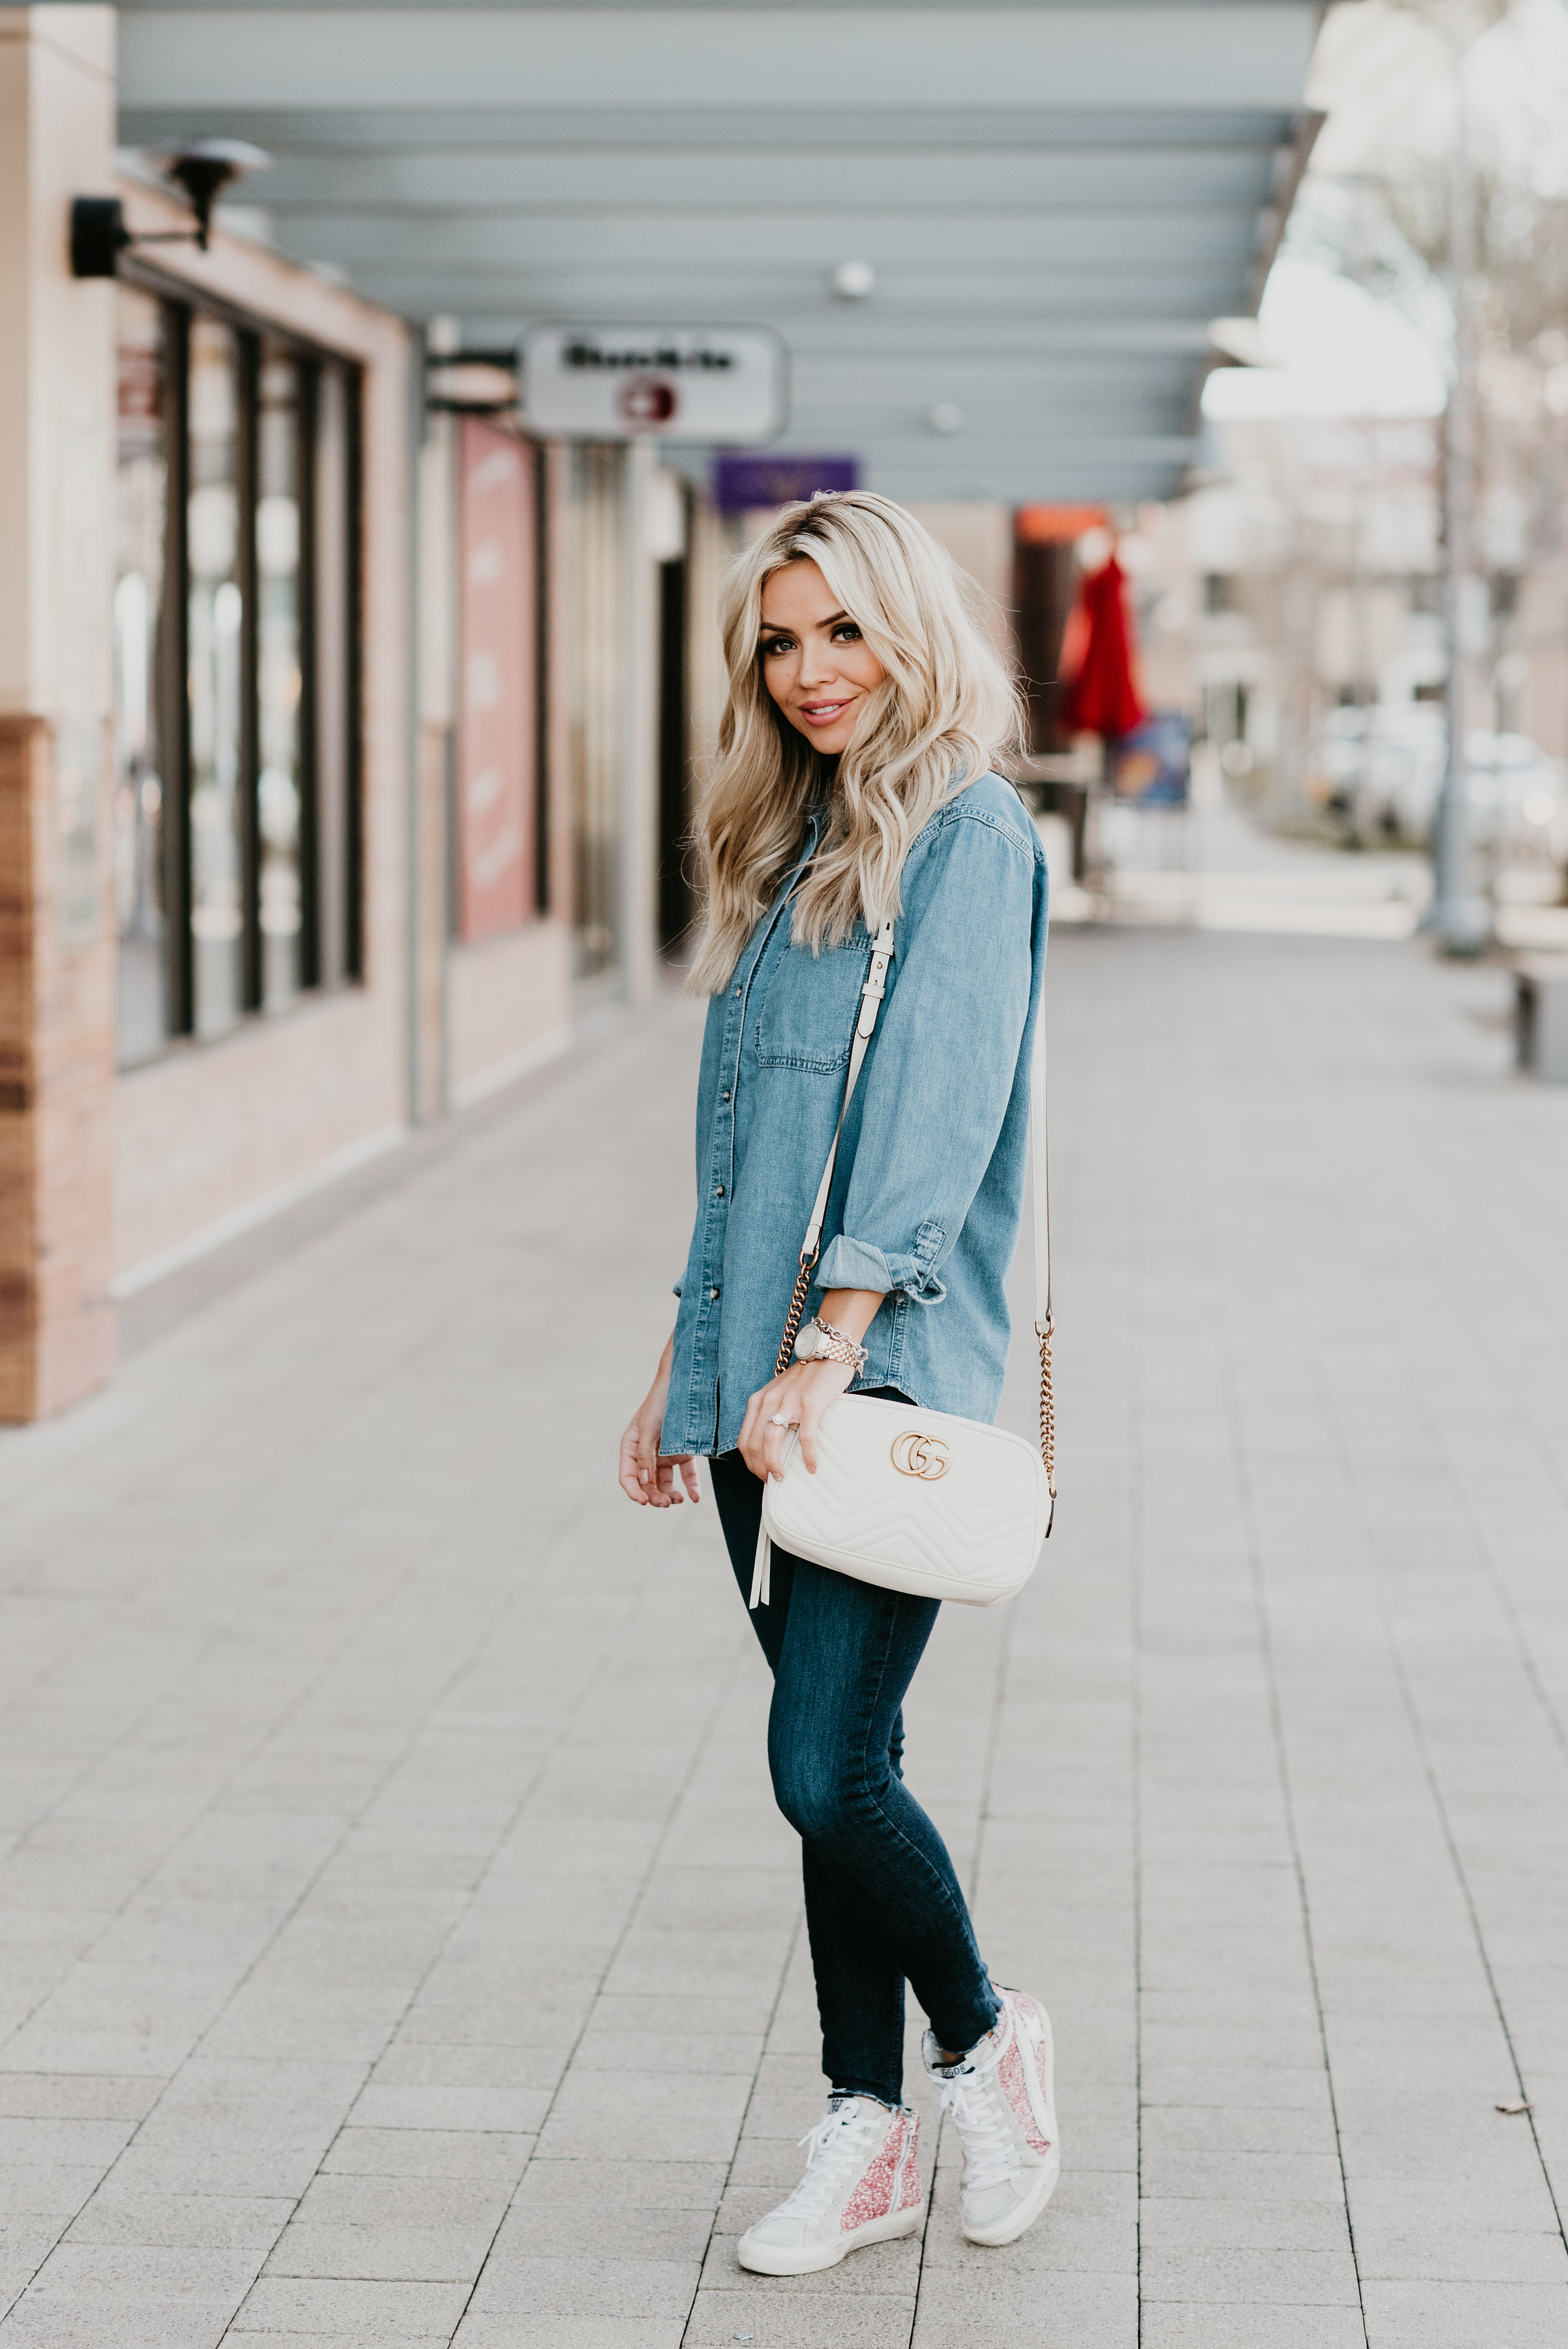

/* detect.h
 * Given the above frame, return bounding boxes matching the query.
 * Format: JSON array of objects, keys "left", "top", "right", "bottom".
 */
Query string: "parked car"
[{"left": 1304, "top": 706, "right": 1567, "bottom": 862}]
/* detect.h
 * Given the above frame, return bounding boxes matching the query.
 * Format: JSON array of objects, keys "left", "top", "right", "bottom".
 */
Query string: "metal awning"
[{"left": 116, "top": 3, "right": 1323, "bottom": 503}]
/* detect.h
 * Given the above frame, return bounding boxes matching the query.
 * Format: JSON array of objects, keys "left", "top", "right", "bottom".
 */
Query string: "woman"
[{"left": 619, "top": 493, "right": 1056, "bottom": 2273}]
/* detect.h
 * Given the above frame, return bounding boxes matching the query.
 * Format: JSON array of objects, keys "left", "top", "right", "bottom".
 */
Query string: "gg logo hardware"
[{"left": 890, "top": 1430, "right": 950, "bottom": 1481}]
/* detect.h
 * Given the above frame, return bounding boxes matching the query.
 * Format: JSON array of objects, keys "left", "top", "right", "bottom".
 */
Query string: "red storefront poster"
[{"left": 457, "top": 416, "right": 536, "bottom": 940}]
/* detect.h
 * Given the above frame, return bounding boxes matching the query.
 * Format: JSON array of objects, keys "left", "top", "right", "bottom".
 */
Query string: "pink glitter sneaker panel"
[
  {"left": 839, "top": 2110, "right": 921, "bottom": 2233},
  {"left": 997, "top": 1995, "right": 1052, "bottom": 2156}
]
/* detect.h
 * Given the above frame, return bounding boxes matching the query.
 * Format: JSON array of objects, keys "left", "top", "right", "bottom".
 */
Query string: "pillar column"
[{"left": 0, "top": 7, "right": 117, "bottom": 1419}]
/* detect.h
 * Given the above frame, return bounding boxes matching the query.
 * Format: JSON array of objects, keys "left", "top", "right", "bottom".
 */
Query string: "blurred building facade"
[{"left": 1, "top": 0, "right": 1322, "bottom": 1418}]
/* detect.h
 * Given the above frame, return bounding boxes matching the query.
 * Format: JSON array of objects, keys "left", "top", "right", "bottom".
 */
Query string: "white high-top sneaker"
[
  {"left": 923, "top": 1984, "right": 1060, "bottom": 2247},
  {"left": 735, "top": 2096, "right": 925, "bottom": 2275}
]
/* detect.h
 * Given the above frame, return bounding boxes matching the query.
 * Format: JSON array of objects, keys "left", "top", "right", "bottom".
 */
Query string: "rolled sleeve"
[{"left": 818, "top": 1228, "right": 947, "bottom": 1304}]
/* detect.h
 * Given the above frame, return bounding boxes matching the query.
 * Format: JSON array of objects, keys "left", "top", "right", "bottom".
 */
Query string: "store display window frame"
[{"left": 113, "top": 263, "right": 364, "bottom": 1070}]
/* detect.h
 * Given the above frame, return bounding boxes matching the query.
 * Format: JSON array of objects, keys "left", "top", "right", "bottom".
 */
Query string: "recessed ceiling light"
[{"left": 831, "top": 260, "right": 876, "bottom": 301}]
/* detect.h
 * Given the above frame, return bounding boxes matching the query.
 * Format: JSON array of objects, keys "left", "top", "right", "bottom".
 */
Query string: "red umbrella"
[{"left": 1059, "top": 553, "right": 1146, "bottom": 741}]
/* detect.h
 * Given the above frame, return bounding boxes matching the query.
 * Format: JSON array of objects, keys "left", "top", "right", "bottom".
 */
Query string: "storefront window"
[
  {"left": 187, "top": 318, "right": 245, "bottom": 1037},
  {"left": 114, "top": 290, "right": 170, "bottom": 1067},
  {"left": 313, "top": 360, "right": 360, "bottom": 989},
  {"left": 109, "top": 282, "right": 362, "bottom": 1067},
  {"left": 258, "top": 343, "right": 304, "bottom": 1009}
]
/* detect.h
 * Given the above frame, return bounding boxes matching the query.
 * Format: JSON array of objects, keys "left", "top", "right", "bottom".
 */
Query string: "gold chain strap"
[
  {"left": 775, "top": 1249, "right": 820, "bottom": 1379},
  {"left": 1036, "top": 1313, "right": 1056, "bottom": 1534}
]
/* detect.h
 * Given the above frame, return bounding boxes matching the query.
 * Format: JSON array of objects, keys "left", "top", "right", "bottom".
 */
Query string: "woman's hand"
[
  {"left": 739, "top": 1357, "right": 855, "bottom": 1484},
  {"left": 739, "top": 1287, "right": 886, "bottom": 1484},
  {"left": 619, "top": 1338, "right": 701, "bottom": 1508}
]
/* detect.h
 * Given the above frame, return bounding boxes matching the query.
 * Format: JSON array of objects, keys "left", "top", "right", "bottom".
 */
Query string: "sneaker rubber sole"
[{"left": 736, "top": 2198, "right": 926, "bottom": 2275}]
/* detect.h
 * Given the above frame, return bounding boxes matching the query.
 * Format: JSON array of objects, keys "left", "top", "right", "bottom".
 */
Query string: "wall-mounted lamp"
[
  {"left": 425, "top": 346, "right": 522, "bottom": 415},
  {"left": 70, "top": 138, "right": 271, "bottom": 277}
]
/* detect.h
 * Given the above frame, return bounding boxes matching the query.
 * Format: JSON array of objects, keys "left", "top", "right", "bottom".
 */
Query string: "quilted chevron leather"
[{"left": 761, "top": 1393, "right": 1051, "bottom": 1607}]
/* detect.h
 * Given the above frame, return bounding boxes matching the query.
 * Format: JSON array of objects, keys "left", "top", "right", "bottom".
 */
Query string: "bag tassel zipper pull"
[{"left": 750, "top": 1522, "right": 771, "bottom": 1610}]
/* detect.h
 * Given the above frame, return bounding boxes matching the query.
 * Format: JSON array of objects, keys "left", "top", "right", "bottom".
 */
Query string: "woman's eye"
[
  {"left": 761, "top": 637, "right": 793, "bottom": 658},
  {"left": 832, "top": 624, "right": 862, "bottom": 642}
]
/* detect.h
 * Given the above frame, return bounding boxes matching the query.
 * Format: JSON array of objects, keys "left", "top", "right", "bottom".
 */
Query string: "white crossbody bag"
[{"left": 752, "top": 916, "right": 1055, "bottom": 1611}]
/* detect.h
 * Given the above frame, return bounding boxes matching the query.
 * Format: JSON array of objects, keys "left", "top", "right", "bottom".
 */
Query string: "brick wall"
[{"left": 0, "top": 715, "right": 115, "bottom": 1417}]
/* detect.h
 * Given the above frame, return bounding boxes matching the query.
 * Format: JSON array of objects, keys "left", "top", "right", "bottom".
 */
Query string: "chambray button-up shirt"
[{"left": 660, "top": 773, "right": 1048, "bottom": 1460}]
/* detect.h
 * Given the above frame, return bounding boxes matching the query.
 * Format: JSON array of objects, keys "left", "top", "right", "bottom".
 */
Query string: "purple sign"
[{"left": 713, "top": 452, "right": 859, "bottom": 513}]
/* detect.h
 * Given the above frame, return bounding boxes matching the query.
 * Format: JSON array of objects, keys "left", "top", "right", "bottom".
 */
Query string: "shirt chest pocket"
[{"left": 755, "top": 931, "right": 874, "bottom": 1073}]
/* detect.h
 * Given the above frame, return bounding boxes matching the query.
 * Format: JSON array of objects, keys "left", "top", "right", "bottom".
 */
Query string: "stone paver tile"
[
  {"left": 536, "top": 2067, "right": 752, "bottom": 2163},
  {"left": 319, "top": 2129, "right": 534, "bottom": 2180},
  {"left": 345, "top": 2084, "right": 550, "bottom": 2134},
  {"left": 0, "top": 2074, "right": 167, "bottom": 2121},
  {"left": 1358, "top": 2277, "right": 1568, "bottom": 2344},
  {"left": 453, "top": 2322, "right": 683, "bottom": 2349},
  {"left": 1139, "top": 2246, "right": 1361, "bottom": 2305},
  {"left": 463, "top": 2252, "right": 698, "bottom": 2318},
  {"left": 228, "top": 2276, "right": 472, "bottom": 2333},
  {"left": 491, "top": 2201, "right": 713, "bottom": 2262},
  {"left": 0, "top": 2306, "right": 233, "bottom": 2347},
  {"left": 0, "top": 2164, "right": 104, "bottom": 2219},
  {"left": 684, "top": 2290, "right": 916, "bottom": 2348},
  {"left": 1140, "top": 2310, "right": 1366, "bottom": 2349},
  {"left": 1353, "top": 2227, "right": 1568, "bottom": 2284},
  {"left": 365, "top": 2044, "right": 568, "bottom": 2091},
  {"left": 510, "top": 2157, "right": 728, "bottom": 2209},
  {"left": 1139, "top": 2196, "right": 1349, "bottom": 2251},
  {"left": 63, "top": 2192, "right": 293, "bottom": 2250},
  {"left": 261, "top": 2219, "right": 497, "bottom": 2283},
  {"left": 289, "top": 2175, "right": 512, "bottom": 2232},
  {"left": 909, "top": 2264, "right": 1134, "bottom": 2343}
]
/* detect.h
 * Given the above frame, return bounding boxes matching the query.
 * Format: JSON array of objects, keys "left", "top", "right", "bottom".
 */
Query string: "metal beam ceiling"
[{"left": 115, "top": 2, "right": 1323, "bottom": 503}]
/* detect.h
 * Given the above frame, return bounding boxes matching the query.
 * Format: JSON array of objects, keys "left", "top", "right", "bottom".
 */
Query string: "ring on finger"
[{"left": 768, "top": 1411, "right": 796, "bottom": 1430}]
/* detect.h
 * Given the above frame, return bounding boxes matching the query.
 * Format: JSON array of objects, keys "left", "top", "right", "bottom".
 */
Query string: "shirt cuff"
[{"left": 817, "top": 1229, "right": 947, "bottom": 1304}]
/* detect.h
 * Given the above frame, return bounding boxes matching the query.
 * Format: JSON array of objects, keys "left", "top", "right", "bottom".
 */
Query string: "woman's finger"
[
  {"left": 618, "top": 1425, "right": 650, "bottom": 1505},
  {"left": 764, "top": 1405, "right": 803, "bottom": 1483},
  {"left": 636, "top": 1416, "right": 677, "bottom": 1507},
  {"left": 678, "top": 1454, "right": 702, "bottom": 1503},
  {"left": 797, "top": 1400, "right": 820, "bottom": 1475}
]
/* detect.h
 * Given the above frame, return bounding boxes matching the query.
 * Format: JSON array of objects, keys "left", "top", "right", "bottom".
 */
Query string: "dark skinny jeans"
[{"left": 710, "top": 1433, "right": 1001, "bottom": 2108}]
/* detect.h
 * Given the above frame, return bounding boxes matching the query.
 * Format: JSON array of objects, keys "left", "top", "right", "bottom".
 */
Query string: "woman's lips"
[{"left": 799, "top": 698, "right": 853, "bottom": 725}]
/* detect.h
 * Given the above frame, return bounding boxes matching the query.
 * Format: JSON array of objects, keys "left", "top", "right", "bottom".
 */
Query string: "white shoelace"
[
  {"left": 939, "top": 2069, "right": 1021, "bottom": 2194},
  {"left": 773, "top": 2103, "right": 887, "bottom": 2225}
]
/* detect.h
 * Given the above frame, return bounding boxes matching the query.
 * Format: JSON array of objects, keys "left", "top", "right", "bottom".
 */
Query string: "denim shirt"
[{"left": 660, "top": 772, "right": 1049, "bottom": 1459}]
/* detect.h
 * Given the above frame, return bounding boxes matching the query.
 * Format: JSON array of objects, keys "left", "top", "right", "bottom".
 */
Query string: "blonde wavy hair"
[{"left": 685, "top": 492, "right": 1024, "bottom": 995}]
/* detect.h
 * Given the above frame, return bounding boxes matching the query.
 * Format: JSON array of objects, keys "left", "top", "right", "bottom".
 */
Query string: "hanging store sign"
[
  {"left": 713, "top": 452, "right": 859, "bottom": 513},
  {"left": 523, "top": 326, "right": 787, "bottom": 443},
  {"left": 457, "top": 417, "right": 537, "bottom": 940}
]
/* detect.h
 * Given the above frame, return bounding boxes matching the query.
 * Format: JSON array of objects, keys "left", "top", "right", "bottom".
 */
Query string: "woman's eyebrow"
[{"left": 759, "top": 609, "right": 851, "bottom": 634}]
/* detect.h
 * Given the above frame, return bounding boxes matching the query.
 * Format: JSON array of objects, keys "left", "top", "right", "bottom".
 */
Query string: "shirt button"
[
  {"left": 720, "top": 1090, "right": 731, "bottom": 1104},
  {"left": 709, "top": 1286, "right": 720, "bottom": 1300},
  {"left": 733, "top": 987, "right": 741, "bottom": 998},
  {"left": 713, "top": 1182, "right": 725, "bottom": 1197}
]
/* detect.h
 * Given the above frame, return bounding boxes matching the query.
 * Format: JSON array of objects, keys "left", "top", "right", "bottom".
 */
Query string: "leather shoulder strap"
[{"left": 782, "top": 916, "right": 1051, "bottom": 1403}]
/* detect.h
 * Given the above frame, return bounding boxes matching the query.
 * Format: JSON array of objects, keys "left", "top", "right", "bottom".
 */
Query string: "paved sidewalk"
[{"left": 1, "top": 918, "right": 1567, "bottom": 2348}]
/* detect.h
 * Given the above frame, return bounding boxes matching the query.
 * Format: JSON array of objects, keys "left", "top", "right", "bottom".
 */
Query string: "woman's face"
[{"left": 758, "top": 559, "right": 887, "bottom": 757}]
